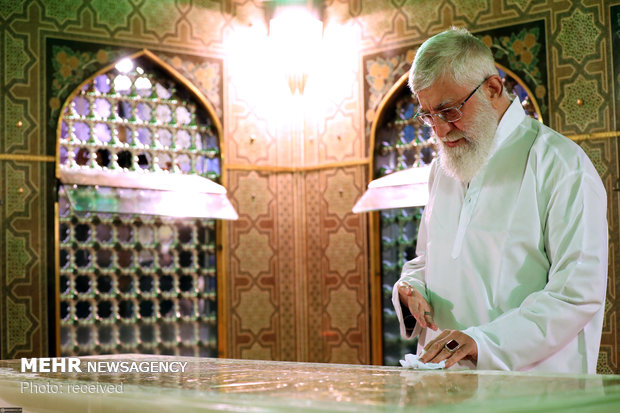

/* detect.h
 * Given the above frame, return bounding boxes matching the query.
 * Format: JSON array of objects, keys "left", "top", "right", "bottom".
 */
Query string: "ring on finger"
[{"left": 444, "top": 339, "right": 459, "bottom": 352}]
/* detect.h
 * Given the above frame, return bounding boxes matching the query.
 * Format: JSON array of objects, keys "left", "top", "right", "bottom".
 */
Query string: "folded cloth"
[{"left": 399, "top": 353, "right": 446, "bottom": 370}]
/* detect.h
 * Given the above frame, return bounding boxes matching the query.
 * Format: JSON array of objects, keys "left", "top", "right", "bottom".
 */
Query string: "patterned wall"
[
  {"left": 1, "top": 0, "right": 619, "bottom": 373},
  {"left": 226, "top": 168, "right": 369, "bottom": 362}
]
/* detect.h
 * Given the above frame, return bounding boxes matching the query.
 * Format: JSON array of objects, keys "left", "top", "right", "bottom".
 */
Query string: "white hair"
[{"left": 408, "top": 27, "right": 498, "bottom": 93}]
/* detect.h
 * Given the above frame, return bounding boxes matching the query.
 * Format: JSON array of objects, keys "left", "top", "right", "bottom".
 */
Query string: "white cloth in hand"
[{"left": 399, "top": 353, "right": 446, "bottom": 370}]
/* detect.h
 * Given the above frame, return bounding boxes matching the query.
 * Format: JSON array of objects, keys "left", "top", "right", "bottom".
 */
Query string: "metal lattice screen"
[{"left": 57, "top": 55, "right": 220, "bottom": 357}]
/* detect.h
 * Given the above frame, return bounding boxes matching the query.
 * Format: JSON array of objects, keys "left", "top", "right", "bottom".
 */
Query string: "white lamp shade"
[
  {"left": 59, "top": 168, "right": 238, "bottom": 220},
  {"left": 352, "top": 166, "right": 431, "bottom": 213}
]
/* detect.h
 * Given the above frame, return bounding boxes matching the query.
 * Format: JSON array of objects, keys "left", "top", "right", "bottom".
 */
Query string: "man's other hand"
[{"left": 398, "top": 281, "right": 438, "bottom": 331}]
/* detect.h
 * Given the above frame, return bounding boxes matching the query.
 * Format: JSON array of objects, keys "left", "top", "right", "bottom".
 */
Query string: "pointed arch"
[{"left": 55, "top": 48, "right": 224, "bottom": 179}]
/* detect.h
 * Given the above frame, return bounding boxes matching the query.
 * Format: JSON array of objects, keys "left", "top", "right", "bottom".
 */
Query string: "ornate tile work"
[
  {"left": 556, "top": 8, "right": 601, "bottom": 63},
  {"left": 320, "top": 112, "right": 361, "bottom": 162},
  {"left": 550, "top": 4, "right": 608, "bottom": 134},
  {"left": 183, "top": 0, "right": 229, "bottom": 49},
  {"left": 90, "top": 0, "right": 134, "bottom": 33},
  {"left": 227, "top": 165, "right": 370, "bottom": 364},
  {"left": 237, "top": 288, "right": 275, "bottom": 334},
  {"left": 305, "top": 171, "right": 327, "bottom": 362},
  {"left": 506, "top": 0, "right": 532, "bottom": 12},
  {"left": 325, "top": 231, "right": 359, "bottom": 276},
  {"left": 138, "top": 0, "right": 182, "bottom": 41},
  {"left": 364, "top": 53, "right": 412, "bottom": 136},
  {"left": 5, "top": 231, "right": 32, "bottom": 285},
  {"left": 225, "top": 166, "right": 372, "bottom": 363},
  {"left": 3, "top": 96, "right": 31, "bottom": 153},
  {"left": 326, "top": 287, "right": 362, "bottom": 340},
  {"left": 233, "top": 171, "right": 271, "bottom": 220},
  {"left": 319, "top": 166, "right": 370, "bottom": 364},
  {"left": 228, "top": 170, "right": 280, "bottom": 360},
  {"left": 598, "top": 352, "right": 614, "bottom": 375},
  {"left": 346, "top": 0, "right": 437, "bottom": 46},
  {"left": 4, "top": 29, "right": 32, "bottom": 85},
  {"left": 454, "top": 0, "right": 488, "bottom": 24},
  {"left": 363, "top": 50, "right": 414, "bottom": 142},
  {"left": 240, "top": 338, "right": 272, "bottom": 360},
  {"left": 579, "top": 141, "right": 609, "bottom": 178},
  {"left": 226, "top": 98, "right": 277, "bottom": 165},
  {"left": 1, "top": 159, "right": 44, "bottom": 358},
  {"left": 3, "top": 27, "right": 36, "bottom": 154},
  {"left": 0, "top": 0, "right": 25, "bottom": 20},
  {"left": 275, "top": 172, "right": 297, "bottom": 361},
  {"left": 235, "top": 229, "right": 273, "bottom": 276},
  {"left": 324, "top": 169, "right": 363, "bottom": 218},
  {"left": 559, "top": 75, "right": 604, "bottom": 131},
  {"left": 612, "top": 4, "right": 620, "bottom": 129},
  {"left": 6, "top": 296, "right": 34, "bottom": 356},
  {"left": 39, "top": 0, "right": 81, "bottom": 27},
  {"left": 4, "top": 161, "right": 35, "bottom": 242},
  {"left": 329, "top": 341, "right": 360, "bottom": 364},
  {"left": 312, "top": 47, "right": 364, "bottom": 163}
]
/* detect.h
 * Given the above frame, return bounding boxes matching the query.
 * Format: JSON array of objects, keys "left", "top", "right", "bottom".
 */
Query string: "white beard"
[{"left": 435, "top": 97, "right": 498, "bottom": 183}]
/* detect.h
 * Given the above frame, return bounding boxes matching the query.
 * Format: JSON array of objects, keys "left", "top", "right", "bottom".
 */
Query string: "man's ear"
[{"left": 485, "top": 75, "right": 504, "bottom": 100}]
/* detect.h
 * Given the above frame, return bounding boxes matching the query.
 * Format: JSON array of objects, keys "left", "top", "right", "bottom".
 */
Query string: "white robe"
[{"left": 392, "top": 99, "right": 608, "bottom": 373}]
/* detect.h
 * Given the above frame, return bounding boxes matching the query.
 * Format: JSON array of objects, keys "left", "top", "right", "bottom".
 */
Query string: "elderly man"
[{"left": 392, "top": 27, "right": 608, "bottom": 373}]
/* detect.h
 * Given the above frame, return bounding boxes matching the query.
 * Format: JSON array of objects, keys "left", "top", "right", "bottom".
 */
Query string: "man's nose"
[{"left": 432, "top": 118, "right": 453, "bottom": 138}]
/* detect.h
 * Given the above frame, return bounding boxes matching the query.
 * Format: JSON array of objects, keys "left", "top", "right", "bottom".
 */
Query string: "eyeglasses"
[{"left": 414, "top": 78, "right": 489, "bottom": 127}]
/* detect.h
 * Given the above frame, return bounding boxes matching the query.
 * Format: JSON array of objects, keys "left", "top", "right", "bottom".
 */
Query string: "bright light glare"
[
  {"left": 135, "top": 76, "right": 152, "bottom": 90},
  {"left": 223, "top": 13, "right": 281, "bottom": 136},
  {"left": 115, "top": 58, "right": 134, "bottom": 73},
  {"left": 270, "top": 7, "right": 323, "bottom": 94},
  {"left": 114, "top": 75, "right": 132, "bottom": 91},
  {"left": 270, "top": 7, "right": 322, "bottom": 40}
]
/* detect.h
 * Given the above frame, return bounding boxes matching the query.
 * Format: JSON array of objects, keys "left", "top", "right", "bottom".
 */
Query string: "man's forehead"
[{"left": 416, "top": 80, "right": 464, "bottom": 111}]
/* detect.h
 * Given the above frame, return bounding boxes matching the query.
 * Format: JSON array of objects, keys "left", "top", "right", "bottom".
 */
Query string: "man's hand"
[
  {"left": 397, "top": 281, "right": 438, "bottom": 331},
  {"left": 418, "top": 330, "right": 478, "bottom": 368}
]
